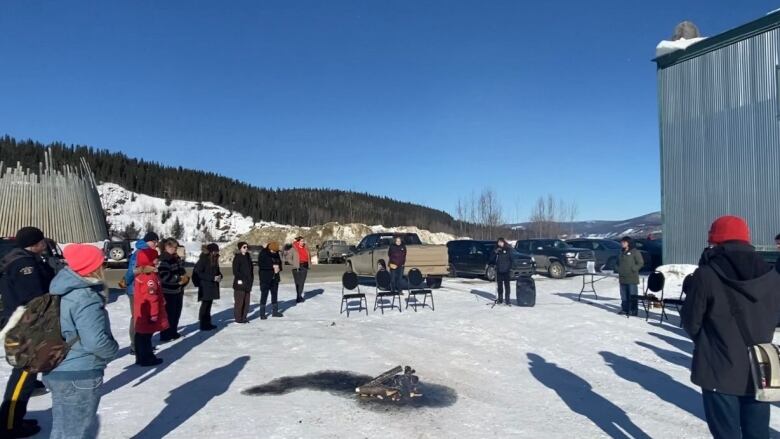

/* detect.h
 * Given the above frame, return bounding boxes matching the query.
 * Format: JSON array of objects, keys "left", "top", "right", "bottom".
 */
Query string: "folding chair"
[
  {"left": 340, "top": 271, "right": 367, "bottom": 316},
  {"left": 374, "top": 269, "right": 401, "bottom": 314},
  {"left": 659, "top": 274, "right": 690, "bottom": 326},
  {"left": 635, "top": 271, "right": 665, "bottom": 321},
  {"left": 405, "top": 268, "right": 434, "bottom": 311}
]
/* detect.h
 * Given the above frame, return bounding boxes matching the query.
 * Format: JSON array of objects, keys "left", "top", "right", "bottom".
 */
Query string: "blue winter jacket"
[
  {"left": 45, "top": 267, "right": 119, "bottom": 380},
  {"left": 124, "top": 240, "right": 149, "bottom": 295}
]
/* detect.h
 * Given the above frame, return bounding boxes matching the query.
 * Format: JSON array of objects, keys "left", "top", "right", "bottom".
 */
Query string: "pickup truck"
[
  {"left": 346, "top": 233, "right": 448, "bottom": 288},
  {"left": 317, "top": 240, "right": 353, "bottom": 264},
  {"left": 515, "top": 239, "right": 596, "bottom": 279}
]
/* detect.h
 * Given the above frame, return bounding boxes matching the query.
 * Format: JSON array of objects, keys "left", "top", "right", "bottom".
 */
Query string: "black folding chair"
[
  {"left": 660, "top": 274, "right": 691, "bottom": 326},
  {"left": 374, "top": 269, "right": 401, "bottom": 314},
  {"left": 340, "top": 271, "right": 367, "bottom": 316},
  {"left": 634, "top": 271, "right": 665, "bottom": 321},
  {"left": 405, "top": 268, "right": 434, "bottom": 311}
]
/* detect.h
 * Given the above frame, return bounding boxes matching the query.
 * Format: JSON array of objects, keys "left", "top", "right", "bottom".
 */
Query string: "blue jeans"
[
  {"left": 42, "top": 375, "right": 102, "bottom": 439},
  {"left": 390, "top": 267, "right": 404, "bottom": 293},
  {"left": 702, "top": 390, "right": 769, "bottom": 439},
  {"left": 619, "top": 283, "right": 638, "bottom": 315}
]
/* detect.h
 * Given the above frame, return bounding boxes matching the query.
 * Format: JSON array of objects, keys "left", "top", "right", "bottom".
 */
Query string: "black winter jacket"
[
  {"left": 493, "top": 245, "right": 514, "bottom": 274},
  {"left": 232, "top": 253, "right": 254, "bottom": 292},
  {"left": 158, "top": 252, "right": 186, "bottom": 294},
  {"left": 194, "top": 253, "right": 222, "bottom": 301},
  {"left": 257, "top": 248, "right": 282, "bottom": 285},
  {"left": 682, "top": 242, "right": 780, "bottom": 396},
  {"left": 0, "top": 248, "right": 55, "bottom": 320}
]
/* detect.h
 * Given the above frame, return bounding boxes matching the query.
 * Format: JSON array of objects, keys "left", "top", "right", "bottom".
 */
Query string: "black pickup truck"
[
  {"left": 447, "top": 240, "right": 534, "bottom": 281},
  {"left": 514, "top": 239, "right": 596, "bottom": 279}
]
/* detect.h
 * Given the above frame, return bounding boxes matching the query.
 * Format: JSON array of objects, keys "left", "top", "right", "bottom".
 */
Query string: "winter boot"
[{"left": 272, "top": 304, "right": 283, "bottom": 318}]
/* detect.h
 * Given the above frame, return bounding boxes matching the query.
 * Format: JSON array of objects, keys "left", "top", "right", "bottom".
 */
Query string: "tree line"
[{"left": 1, "top": 136, "right": 471, "bottom": 234}]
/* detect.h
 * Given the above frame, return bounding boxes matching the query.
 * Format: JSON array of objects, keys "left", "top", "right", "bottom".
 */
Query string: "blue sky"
[{"left": 1, "top": 1, "right": 776, "bottom": 222}]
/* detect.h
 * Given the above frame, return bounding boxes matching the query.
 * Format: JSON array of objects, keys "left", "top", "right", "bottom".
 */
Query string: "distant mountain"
[{"left": 508, "top": 212, "right": 662, "bottom": 238}]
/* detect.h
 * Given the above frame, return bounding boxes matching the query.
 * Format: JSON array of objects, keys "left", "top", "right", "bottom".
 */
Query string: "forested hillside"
[{"left": 0, "top": 136, "right": 461, "bottom": 233}]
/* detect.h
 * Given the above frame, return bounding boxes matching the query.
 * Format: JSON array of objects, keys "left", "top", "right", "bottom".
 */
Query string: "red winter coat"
[{"left": 133, "top": 272, "right": 170, "bottom": 334}]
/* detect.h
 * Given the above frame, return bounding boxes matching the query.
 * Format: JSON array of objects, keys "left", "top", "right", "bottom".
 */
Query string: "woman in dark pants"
[
  {"left": 194, "top": 243, "right": 222, "bottom": 330},
  {"left": 387, "top": 236, "right": 407, "bottom": 293},
  {"left": 231, "top": 242, "right": 254, "bottom": 323},
  {"left": 158, "top": 239, "right": 188, "bottom": 341},
  {"left": 258, "top": 241, "right": 284, "bottom": 319}
]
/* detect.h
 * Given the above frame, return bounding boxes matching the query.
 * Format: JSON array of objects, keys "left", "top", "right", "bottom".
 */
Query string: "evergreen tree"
[{"left": 171, "top": 217, "right": 184, "bottom": 240}]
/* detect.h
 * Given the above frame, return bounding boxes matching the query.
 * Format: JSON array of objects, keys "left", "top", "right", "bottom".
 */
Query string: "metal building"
[{"left": 656, "top": 11, "right": 780, "bottom": 264}]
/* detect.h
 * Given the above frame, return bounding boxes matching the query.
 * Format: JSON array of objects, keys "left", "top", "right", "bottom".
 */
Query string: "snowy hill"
[
  {"left": 99, "top": 183, "right": 458, "bottom": 262},
  {"left": 508, "top": 212, "right": 662, "bottom": 238},
  {"left": 99, "top": 183, "right": 256, "bottom": 244}
]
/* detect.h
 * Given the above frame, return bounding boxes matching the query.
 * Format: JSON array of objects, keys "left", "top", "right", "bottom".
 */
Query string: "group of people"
[{"left": 0, "top": 226, "right": 314, "bottom": 438}]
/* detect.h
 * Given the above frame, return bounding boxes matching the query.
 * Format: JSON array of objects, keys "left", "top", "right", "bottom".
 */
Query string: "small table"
[{"left": 578, "top": 261, "right": 615, "bottom": 301}]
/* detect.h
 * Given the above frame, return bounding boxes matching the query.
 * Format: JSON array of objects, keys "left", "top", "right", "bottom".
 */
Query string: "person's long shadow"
[
  {"left": 600, "top": 351, "right": 704, "bottom": 420},
  {"left": 102, "top": 305, "right": 242, "bottom": 395},
  {"left": 647, "top": 332, "right": 693, "bottom": 354},
  {"left": 131, "top": 356, "right": 249, "bottom": 439},
  {"left": 470, "top": 289, "right": 496, "bottom": 302},
  {"left": 635, "top": 341, "right": 691, "bottom": 369},
  {"left": 248, "top": 288, "right": 325, "bottom": 319},
  {"left": 527, "top": 353, "right": 650, "bottom": 439}
]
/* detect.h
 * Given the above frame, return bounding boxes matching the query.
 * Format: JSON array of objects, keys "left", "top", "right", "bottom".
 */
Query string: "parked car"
[
  {"left": 447, "top": 240, "right": 534, "bottom": 281},
  {"left": 346, "top": 233, "right": 448, "bottom": 288},
  {"left": 0, "top": 237, "right": 65, "bottom": 273},
  {"left": 514, "top": 239, "right": 596, "bottom": 279},
  {"left": 565, "top": 238, "right": 653, "bottom": 272},
  {"left": 632, "top": 238, "right": 663, "bottom": 270},
  {"left": 317, "top": 240, "right": 352, "bottom": 264},
  {"left": 103, "top": 239, "right": 133, "bottom": 264}
]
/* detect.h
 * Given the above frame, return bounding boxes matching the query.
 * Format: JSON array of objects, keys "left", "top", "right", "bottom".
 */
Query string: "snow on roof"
[{"left": 655, "top": 37, "right": 707, "bottom": 57}]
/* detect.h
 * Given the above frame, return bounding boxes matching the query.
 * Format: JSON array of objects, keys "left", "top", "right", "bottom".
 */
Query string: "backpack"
[{"left": 1, "top": 294, "right": 78, "bottom": 373}]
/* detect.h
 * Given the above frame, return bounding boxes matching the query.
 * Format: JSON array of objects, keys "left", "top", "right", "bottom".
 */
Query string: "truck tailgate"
[{"left": 405, "top": 245, "right": 449, "bottom": 276}]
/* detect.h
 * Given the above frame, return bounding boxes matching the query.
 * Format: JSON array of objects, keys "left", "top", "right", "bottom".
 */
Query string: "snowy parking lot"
[{"left": 10, "top": 275, "right": 780, "bottom": 438}]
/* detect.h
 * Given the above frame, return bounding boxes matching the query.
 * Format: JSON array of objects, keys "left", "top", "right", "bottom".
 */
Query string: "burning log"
[{"left": 355, "top": 365, "right": 422, "bottom": 402}]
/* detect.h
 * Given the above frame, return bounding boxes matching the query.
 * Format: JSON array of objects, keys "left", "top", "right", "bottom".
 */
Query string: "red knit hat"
[
  {"left": 136, "top": 248, "right": 159, "bottom": 267},
  {"left": 708, "top": 215, "right": 751, "bottom": 245},
  {"left": 63, "top": 244, "right": 104, "bottom": 277}
]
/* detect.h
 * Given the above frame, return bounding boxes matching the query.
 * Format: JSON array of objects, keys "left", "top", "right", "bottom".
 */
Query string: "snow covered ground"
[{"left": 10, "top": 275, "right": 780, "bottom": 438}]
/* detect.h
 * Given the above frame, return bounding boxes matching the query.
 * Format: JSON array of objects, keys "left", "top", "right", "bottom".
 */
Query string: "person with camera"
[
  {"left": 682, "top": 216, "right": 780, "bottom": 438},
  {"left": 194, "top": 243, "right": 222, "bottom": 331}
]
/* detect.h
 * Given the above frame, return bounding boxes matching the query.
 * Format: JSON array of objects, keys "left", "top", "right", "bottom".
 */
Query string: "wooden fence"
[{"left": 0, "top": 150, "right": 108, "bottom": 243}]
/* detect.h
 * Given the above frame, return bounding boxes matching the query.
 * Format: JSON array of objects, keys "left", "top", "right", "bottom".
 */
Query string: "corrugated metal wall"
[{"left": 659, "top": 28, "right": 780, "bottom": 264}]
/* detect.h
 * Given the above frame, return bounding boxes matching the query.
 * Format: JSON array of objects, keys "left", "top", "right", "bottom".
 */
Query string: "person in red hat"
[
  {"left": 682, "top": 215, "right": 780, "bottom": 438},
  {"left": 45, "top": 244, "right": 118, "bottom": 439},
  {"left": 133, "top": 248, "right": 168, "bottom": 367}
]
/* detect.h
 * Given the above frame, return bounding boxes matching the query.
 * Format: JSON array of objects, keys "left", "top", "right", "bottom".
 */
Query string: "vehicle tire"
[
  {"left": 109, "top": 246, "right": 126, "bottom": 261},
  {"left": 548, "top": 261, "right": 565, "bottom": 279},
  {"left": 426, "top": 276, "right": 443, "bottom": 289},
  {"left": 485, "top": 265, "right": 497, "bottom": 282}
]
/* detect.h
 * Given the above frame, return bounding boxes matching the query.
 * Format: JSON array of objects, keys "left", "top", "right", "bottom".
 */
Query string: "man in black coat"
[
  {"left": 231, "top": 242, "right": 254, "bottom": 324},
  {"left": 0, "top": 227, "right": 55, "bottom": 438},
  {"left": 682, "top": 216, "right": 780, "bottom": 439},
  {"left": 492, "top": 238, "right": 514, "bottom": 306}
]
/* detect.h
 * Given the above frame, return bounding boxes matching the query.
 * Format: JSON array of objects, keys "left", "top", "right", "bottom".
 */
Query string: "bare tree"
[{"left": 567, "top": 201, "right": 579, "bottom": 237}]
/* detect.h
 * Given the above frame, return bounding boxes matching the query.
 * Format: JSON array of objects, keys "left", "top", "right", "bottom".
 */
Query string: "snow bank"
[
  {"left": 656, "top": 264, "right": 698, "bottom": 289},
  {"left": 655, "top": 37, "right": 707, "bottom": 57}
]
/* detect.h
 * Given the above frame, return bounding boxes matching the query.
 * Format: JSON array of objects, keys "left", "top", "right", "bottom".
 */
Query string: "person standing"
[
  {"left": 617, "top": 236, "right": 644, "bottom": 316},
  {"left": 194, "top": 243, "right": 221, "bottom": 330},
  {"left": 0, "top": 227, "right": 55, "bottom": 438},
  {"left": 158, "top": 239, "right": 188, "bottom": 342},
  {"left": 493, "top": 238, "right": 514, "bottom": 306},
  {"left": 232, "top": 242, "right": 254, "bottom": 324},
  {"left": 258, "top": 241, "right": 284, "bottom": 319},
  {"left": 122, "top": 232, "right": 159, "bottom": 353},
  {"left": 133, "top": 248, "right": 168, "bottom": 366},
  {"left": 387, "top": 236, "right": 407, "bottom": 294},
  {"left": 45, "top": 244, "right": 118, "bottom": 439},
  {"left": 287, "top": 236, "right": 310, "bottom": 303},
  {"left": 682, "top": 216, "right": 780, "bottom": 438}
]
